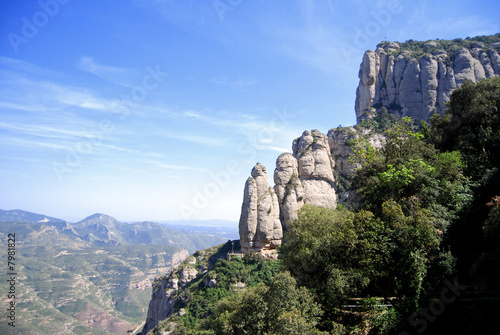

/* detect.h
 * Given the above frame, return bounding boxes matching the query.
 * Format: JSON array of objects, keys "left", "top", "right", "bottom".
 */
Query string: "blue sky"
[{"left": 1, "top": 0, "right": 499, "bottom": 222}]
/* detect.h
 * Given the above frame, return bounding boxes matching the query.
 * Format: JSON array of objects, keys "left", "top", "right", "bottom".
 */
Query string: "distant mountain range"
[
  {"left": 0, "top": 209, "right": 238, "bottom": 334},
  {"left": 0, "top": 209, "right": 238, "bottom": 250},
  {"left": 0, "top": 209, "right": 65, "bottom": 223}
]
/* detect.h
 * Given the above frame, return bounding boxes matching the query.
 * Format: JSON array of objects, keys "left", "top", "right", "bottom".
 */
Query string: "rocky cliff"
[
  {"left": 141, "top": 241, "right": 238, "bottom": 335},
  {"left": 355, "top": 35, "right": 500, "bottom": 122}
]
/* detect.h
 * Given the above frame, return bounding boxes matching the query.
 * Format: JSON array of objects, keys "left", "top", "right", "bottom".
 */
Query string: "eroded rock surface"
[
  {"left": 239, "top": 131, "right": 339, "bottom": 251},
  {"left": 239, "top": 163, "right": 282, "bottom": 251},
  {"left": 292, "top": 130, "right": 337, "bottom": 209},
  {"left": 355, "top": 41, "right": 500, "bottom": 122},
  {"left": 274, "top": 153, "right": 304, "bottom": 226}
]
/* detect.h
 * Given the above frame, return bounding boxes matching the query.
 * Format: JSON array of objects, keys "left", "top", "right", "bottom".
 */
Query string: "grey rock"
[
  {"left": 203, "top": 275, "right": 217, "bottom": 288},
  {"left": 327, "top": 127, "right": 359, "bottom": 176},
  {"left": 293, "top": 130, "right": 337, "bottom": 209},
  {"left": 454, "top": 48, "right": 485, "bottom": 85},
  {"left": 142, "top": 274, "right": 180, "bottom": 334},
  {"left": 355, "top": 39, "right": 500, "bottom": 122},
  {"left": 238, "top": 177, "right": 258, "bottom": 250},
  {"left": 273, "top": 153, "right": 304, "bottom": 226},
  {"left": 239, "top": 163, "right": 282, "bottom": 251},
  {"left": 179, "top": 266, "right": 198, "bottom": 286}
]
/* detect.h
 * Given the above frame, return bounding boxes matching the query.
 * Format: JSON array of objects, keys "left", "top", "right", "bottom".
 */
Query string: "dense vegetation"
[{"left": 151, "top": 77, "right": 500, "bottom": 334}]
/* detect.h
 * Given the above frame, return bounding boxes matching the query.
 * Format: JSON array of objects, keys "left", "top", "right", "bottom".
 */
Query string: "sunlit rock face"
[
  {"left": 292, "top": 130, "right": 337, "bottom": 209},
  {"left": 274, "top": 153, "right": 304, "bottom": 228},
  {"left": 355, "top": 41, "right": 500, "bottom": 123},
  {"left": 238, "top": 130, "right": 340, "bottom": 252},
  {"left": 239, "top": 163, "right": 282, "bottom": 252}
]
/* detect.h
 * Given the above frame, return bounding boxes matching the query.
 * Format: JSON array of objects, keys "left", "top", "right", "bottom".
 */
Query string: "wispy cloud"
[
  {"left": 0, "top": 122, "right": 93, "bottom": 141},
  {"left": 210, "top": 76, "right": 259, "bottom": 89},
  {"left": 0, "top": 69, "right": 120, "bottom": 113},
  {"left": 137, "top": 158, "right": 207, "bottom": 172},
  {"left": 257, "top": 1, "right": 356, "bottom": 76},
  {"left": 77, "top": 57, "right": 139, "bottom": 87},
  {"left": 0, "top": 56, "right": 66, "bottom": 78},
  {"left": 419, "top": 15, "right": 499, "bottom": 39},
  {"left": 155, "top": 131, "right": 228, "bottom": 147},
  {"left": 1, "top": 136, "right": 69, "bottom": 151},
  {"left": 181, "top": 109, "right": 292, "bottom": 135}
]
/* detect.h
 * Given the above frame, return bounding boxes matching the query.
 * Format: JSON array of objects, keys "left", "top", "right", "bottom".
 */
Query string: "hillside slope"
[{"left": 0, "top": 210, "right": 232, "bottom": 334}]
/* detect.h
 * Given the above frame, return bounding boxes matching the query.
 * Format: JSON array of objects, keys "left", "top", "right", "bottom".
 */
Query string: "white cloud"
[
  {"left": 137, "top": 158, "right": 207, "bottom": 172},
  {"left": 0, "top": 57, "right": 65, "bottom": 78},
  {"left": 156, "top": 132, "right": 229, "bottom": 147},
  {"left": 77, "top": 57, "right": 139, "bottom": 87}
]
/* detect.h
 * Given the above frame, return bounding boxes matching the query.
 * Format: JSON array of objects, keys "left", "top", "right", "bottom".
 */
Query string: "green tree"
[
  {"left": 430, "top": 76, "right": 500, "bottom": 279},
  {"left": 280, "top": 202, "right": 443, "bottom": 331},
  {"left": 431, "top": 77, "right": 500, "bottom": 181},
  {"left": 281, "top": 205, "right": 370, "bottom": 308},
  {"left": 209, "top": 271, "right": 325, "bottom": 334},
  {"left": 353, "top": 117, "right": 472, "bottom": 222}
]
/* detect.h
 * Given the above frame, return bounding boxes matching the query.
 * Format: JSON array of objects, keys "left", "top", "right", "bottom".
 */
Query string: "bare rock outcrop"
[
  {"left": 238, "top": 130, "right": 340, "bottom": 252},
  {"left": 355, "top": 39, "right": 500, "bottom": 122},
  {"left": 239, "top": 163, "right": 282, "bottom": 252},
  {"left": 327, "top": 127, "right": 359, "bottom": 176},
  {"left": 292, "top": 130, "right": 337, "bottom": 209},
  {"left": 274, "top": 153, "right": 304, "bottom": 226},
  {"left": 142, "top": 273, "right": 180, "bottom": 335}
]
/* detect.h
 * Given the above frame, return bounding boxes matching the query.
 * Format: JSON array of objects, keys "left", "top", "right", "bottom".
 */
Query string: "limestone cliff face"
[
  {"left": 327, "top": 127, "right": 359, "bottom": 176},
  {"left": 355, "top": 39, "right": 500, "bottom": 122}
]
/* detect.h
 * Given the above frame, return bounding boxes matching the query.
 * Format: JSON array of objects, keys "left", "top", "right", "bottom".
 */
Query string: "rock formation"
[
  {"left": 274, "top": 153, "right": 304, "bottom": 226},
  {"left": 239, "top": 130, "right": 338, "bottom": 251},
  {"left": 292, "top": 130, "right": 337, "bottom": 209},
  {"left": 327, "top": 127, "right": 359, "bottom": 176},
  {"left": 239, "top": 163, "right": 283, "bottom": 251},
  {"left": 355, "top": 40, "right": 500, "bottom": 122}
]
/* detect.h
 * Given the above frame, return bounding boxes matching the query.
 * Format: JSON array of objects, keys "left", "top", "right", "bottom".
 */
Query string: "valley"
[{"left": 0, "top": 210, "right": 236, "bottom": 334}]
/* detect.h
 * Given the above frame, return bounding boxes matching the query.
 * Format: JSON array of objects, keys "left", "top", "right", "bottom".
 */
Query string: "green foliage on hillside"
[
  {"left": 152, "top": 254, "right": 283, "bottom": 334},
  {"left": 355, "top": 107, "right": 399, "bottom": 133},
  {"left": 381, "top": 33, "right": 500, "bottom": 60},
  {"left": 208, "top": 271, "right": 325, "bottom": 335}
]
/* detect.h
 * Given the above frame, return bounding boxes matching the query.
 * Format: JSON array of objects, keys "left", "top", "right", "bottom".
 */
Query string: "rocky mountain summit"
[{"left": 355, "top": 35, "right": 500, "bottom": 122}]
